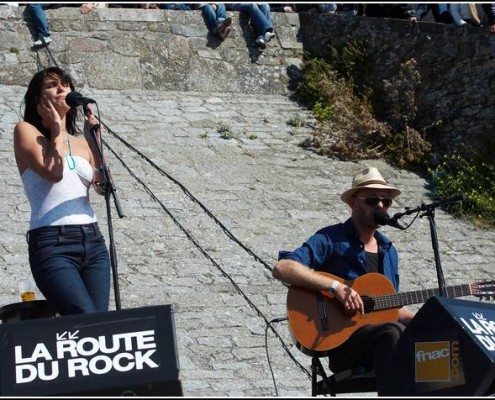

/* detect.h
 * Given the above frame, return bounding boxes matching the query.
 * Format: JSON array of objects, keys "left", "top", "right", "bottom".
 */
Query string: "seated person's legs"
[
  {"left": 328, "top": 322, "right": 405, "bottom": 391},
  {"left": 200, "top": 3, "right": 231, "bottom": 38},
  {"left": 27, "top": 3, "right": 52, "bottom": 45},
  {"left": 160, "top": 3, "right": 191, "bottom": 11},
  {"left": 200, "top": 4, "right": 218, "bottom": 31}
]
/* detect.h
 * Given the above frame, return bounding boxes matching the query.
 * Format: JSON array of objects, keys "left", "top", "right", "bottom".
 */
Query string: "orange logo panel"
[{"left": 415, "top": 341, "right": 451, "bottom": 382}]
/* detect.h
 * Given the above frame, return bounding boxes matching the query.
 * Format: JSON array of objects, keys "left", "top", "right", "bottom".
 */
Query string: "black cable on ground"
[
  {"left": 102, "top": 121, "right": 279, "bottom": 276},
  {"left": 99, "top": 126, "right": 311, "bottom": 383}
]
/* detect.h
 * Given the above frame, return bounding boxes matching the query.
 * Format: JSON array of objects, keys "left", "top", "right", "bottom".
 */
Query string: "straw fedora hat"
[{"left": 340, "top": 167, "right": 401, "bottom": 205}]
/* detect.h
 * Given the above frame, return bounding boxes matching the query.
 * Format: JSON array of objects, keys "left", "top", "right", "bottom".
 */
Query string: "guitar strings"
[{"left": 360, "top": 283, "right": 476, "bottom": 311}]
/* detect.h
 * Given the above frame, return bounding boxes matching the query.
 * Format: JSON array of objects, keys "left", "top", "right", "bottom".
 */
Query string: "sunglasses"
[{"left": 356, "top": 196, "right": 393, "bottom": 207}]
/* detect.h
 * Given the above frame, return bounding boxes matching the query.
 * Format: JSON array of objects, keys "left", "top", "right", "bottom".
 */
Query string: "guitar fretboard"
[{"left": 369, "top": 284, "right": 472, "bottom": 311}]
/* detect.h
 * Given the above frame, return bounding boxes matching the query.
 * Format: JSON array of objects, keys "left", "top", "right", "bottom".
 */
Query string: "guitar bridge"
[{"left": 317, "top": 293, "right": 329, "bottom": 331}]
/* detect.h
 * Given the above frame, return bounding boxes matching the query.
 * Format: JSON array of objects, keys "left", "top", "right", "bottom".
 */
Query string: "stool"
[
  {"left": 0, "top": 300, "right": 57, "bottom": 323},
  {"left": 311, "top": 357, "right": 377, "bottom": 396}
]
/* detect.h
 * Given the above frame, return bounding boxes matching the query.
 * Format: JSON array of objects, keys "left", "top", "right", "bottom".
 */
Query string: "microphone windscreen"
[
  {"left": 65, "top": 91, "right": 83, "bottom": 108},
  {"left": 373, "top": 211, "right": 391, "bottom": 225}
]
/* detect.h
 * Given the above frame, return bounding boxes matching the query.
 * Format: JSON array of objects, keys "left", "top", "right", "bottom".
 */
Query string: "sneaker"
[
  {"left": 33, "top": 36, "right": 52, "bottom": 46},
  {"left": 264, "top": 31, "right": 276, "bottom": 42},
  {"left": 216, "top": 16, "right": 232, "bottom": 35},
  {"left": 255, "top": 35, "right": 266, "bottom": 49},
  {"left": 218, "top": 26, "right": 231, "bottom": 40}
]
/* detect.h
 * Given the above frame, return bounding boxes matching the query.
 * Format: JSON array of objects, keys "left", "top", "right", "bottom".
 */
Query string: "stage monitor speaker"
[
  {"left": 0, "top": 305, "right": 183, "bottom": 396},
  {"left": 380, "top": 296, "right": 495, "bottom": 396}
]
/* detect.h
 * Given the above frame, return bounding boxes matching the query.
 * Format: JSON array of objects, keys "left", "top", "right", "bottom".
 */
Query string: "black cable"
[
  {"left": 101, "top": 120, "right": 282, "bottom": 278},
  {"left": 266, "top": 317, "right": 288, "bottom": 397},
  {"left": 33, "top": 41, "right": 59, "bottom": 71},
  {"left": 97, "top": 122, "right": 312, "bottom": 384},
  {"left": 103, "top": 135, "right": 311, "bottom": 376}
]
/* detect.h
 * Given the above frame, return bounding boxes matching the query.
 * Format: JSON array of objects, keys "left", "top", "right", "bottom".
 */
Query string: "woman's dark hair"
[{"left": 22, "top": 67, "right": 79, "bottom": 138}]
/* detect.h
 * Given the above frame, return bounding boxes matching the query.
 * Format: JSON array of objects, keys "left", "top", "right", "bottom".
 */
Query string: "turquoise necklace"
[{"left": 65, "top": 133, "right": 76, "bottom": 170}]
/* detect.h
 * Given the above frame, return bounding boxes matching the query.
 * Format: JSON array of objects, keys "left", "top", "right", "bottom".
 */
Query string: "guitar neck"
[{"left": 372, "top": 283, "right": 472, "bottom": 310}]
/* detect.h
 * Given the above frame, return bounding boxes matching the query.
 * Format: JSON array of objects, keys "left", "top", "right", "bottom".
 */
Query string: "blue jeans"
[
  {"left": 200, "top": 3, "right": 228, "bottom": 32},
  {"left": 27, "top": 223, "right": 111, "bottom": 316},
  {"left": 160, "top": 3, "right": 191, "bottom": 11},
  {"left": 231, "top": 3, "right": 273, "bottom": 35},
  {"left": 27, "top": 3, "right": 52, "bottom": 38}
]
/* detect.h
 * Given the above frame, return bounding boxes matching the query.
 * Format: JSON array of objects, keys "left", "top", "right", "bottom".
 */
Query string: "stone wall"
[
  {"left": 1, "top": 5, "right": 494, "bottom": 154},
  {"left": 299, "top": 13, "right": 495, "bottom": 155},
  {"left": 0, "top": 5, "right": 303, "bottom": 95}
]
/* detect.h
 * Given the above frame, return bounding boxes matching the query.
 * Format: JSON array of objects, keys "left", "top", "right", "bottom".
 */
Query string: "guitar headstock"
[{"left": 472, "top": 281, "right": 495, "bottom": 301}]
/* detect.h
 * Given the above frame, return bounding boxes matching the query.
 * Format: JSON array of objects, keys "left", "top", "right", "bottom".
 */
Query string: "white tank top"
[{"left": 21, "top": 156, "right": 98, "bottom": 230}]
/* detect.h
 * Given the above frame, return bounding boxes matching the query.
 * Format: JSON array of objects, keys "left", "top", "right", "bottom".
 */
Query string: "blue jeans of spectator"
[
  {"left": 160, "top": 3, "right": 191, "bottom": 11},
  {"left": 27, "top": 223, "right": 111, "bottom": 316},
  {"left": 231, "top": 3, "right": 273, "bottom": 36},
  {"left": 200, "top": 3, "right": 227, "bottom": 32},
  {"left": 27, "top": 3, "right": 52, "bottom": 39}
]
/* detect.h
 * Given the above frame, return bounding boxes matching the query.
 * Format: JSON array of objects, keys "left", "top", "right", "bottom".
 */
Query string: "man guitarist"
[{"left": 272, "top": 166, "right": 416, "bottom": 395}]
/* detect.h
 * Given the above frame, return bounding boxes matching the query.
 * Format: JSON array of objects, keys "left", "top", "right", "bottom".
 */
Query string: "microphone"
[
  {"left": 65, "top": 91, "right": 96, "bottom": 108},
  {"left": 373, "top": 211, "right": 405, "bottom": 230}
]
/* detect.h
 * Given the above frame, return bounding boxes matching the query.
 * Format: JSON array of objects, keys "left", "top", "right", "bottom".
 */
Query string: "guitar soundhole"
[{"left": 362, "top": 296, "right": 375, "bottom": 313}]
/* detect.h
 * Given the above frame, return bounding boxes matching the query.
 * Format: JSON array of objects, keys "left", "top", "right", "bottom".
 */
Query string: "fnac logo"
[{"left": 415, "top": 341, "right": 450, "bottom": 382}]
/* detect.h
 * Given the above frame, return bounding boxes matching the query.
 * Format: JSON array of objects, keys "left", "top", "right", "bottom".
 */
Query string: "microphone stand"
[
  {"left": 392, "top": 195, "right": 465, "bottom": 297},
  {"left": 85, "top": 106, "right": 125, "bottom": 311}
]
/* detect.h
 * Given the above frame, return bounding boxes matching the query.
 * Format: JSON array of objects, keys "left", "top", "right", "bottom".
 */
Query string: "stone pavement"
[{"left": 1, "top": 85, "right": 495, "bottom": 397}]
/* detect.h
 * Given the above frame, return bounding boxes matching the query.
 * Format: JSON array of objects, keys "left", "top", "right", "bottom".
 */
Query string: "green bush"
[
  {"left": 429, "top": 150, "right": 495, "bottom": 228},
  {"left": 295, "top": 45, "right": 431, "bottom": 170}
]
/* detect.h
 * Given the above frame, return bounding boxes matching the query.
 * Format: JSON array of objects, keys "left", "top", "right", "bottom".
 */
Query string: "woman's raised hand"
[{"left": 36, "top": 94, "right": 62, "bottom": 133}]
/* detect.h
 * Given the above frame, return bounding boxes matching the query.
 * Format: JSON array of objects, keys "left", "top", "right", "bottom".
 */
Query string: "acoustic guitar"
[{"left": 286, "top": 272, "right": 495, "bottom": 357}]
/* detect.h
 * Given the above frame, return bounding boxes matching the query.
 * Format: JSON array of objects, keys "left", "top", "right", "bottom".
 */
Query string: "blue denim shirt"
[{"left": 278, "top": 218, "right": 400, "bottom": 291}]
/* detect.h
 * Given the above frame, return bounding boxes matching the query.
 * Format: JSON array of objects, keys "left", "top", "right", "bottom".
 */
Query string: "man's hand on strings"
[{"left": 334, "top": 284, "right": 364, "bottom": 315}]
